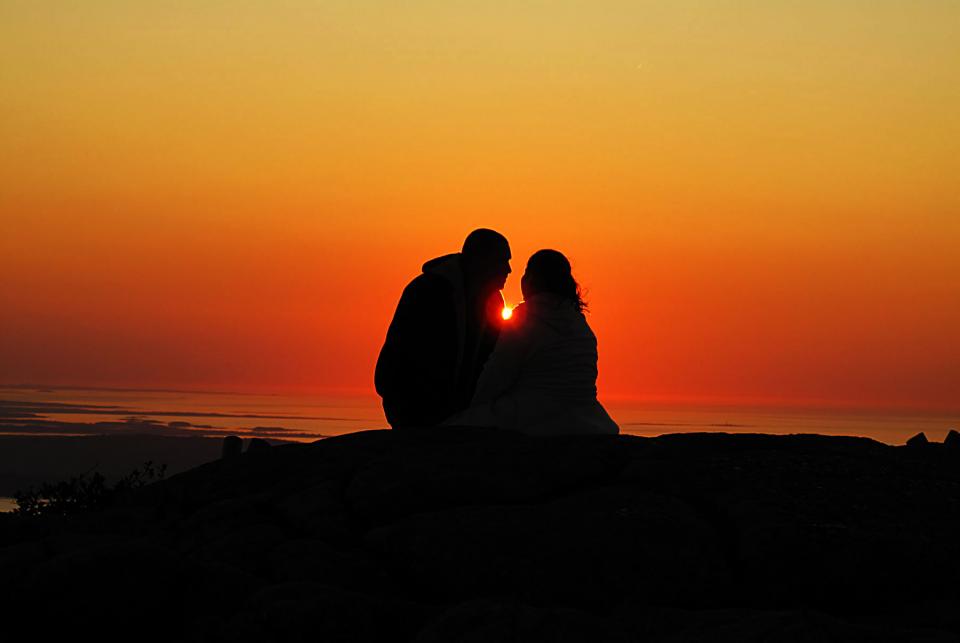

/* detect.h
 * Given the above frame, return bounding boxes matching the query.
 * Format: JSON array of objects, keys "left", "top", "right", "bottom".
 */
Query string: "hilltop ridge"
[{"left": 2, "top": 427, "right": 959, "bottom": 641}]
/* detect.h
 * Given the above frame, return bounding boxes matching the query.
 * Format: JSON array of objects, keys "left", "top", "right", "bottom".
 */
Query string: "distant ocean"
[{"left": 1, "top": 385, "right": 956, "bottom": 511}]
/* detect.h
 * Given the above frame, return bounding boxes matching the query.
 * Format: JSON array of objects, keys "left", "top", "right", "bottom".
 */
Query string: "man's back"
[{"left": 375, "top": 261, "right": 461, "bottom": 427}]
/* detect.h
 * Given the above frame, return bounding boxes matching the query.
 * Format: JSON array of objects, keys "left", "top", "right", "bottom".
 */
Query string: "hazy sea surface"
[
  {"left": 2, "top": 386, "right": 956, "bottom": 512},
  {"left": 612, "top": 400, "right": 958, "bottom": 445},
  {"left": 1, "top": 385, "right": 956, "bottom": 444},
  {"left": 0, "top": 386, "right": 385, "bottom": 440}
]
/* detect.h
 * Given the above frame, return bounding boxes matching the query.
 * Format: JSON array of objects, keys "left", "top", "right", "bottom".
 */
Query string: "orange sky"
[{"left": 2, "top": 2, "right": 958, "bottom": 410}]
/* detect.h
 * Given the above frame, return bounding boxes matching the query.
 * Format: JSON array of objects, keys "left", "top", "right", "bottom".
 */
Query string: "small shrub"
[{"left": 13, "top": 460, "right": 167, "bottom": 517}]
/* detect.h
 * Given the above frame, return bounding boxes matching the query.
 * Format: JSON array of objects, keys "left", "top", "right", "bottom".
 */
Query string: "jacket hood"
[{"left": 422, "top": 253, "right": 464, "bottom": 290}]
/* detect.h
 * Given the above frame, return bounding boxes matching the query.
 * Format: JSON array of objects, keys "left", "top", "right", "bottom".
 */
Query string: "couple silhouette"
[{"left": 375, "top": 228, "right": 619, "bottom": 436}]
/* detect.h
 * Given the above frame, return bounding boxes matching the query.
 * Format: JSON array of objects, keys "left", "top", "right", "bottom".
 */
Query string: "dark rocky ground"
[
  {"left": 0, "top": 434, "right": 230, "bottom": 496},
  {"left": 2, "top": 427, "right": 959, "bottom": 642}
]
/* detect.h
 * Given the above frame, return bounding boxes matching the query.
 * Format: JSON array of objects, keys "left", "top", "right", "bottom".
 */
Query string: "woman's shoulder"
[
  {"left": 499, "top": 302, "right": 553, "bottom": 347},
  {"left": 510, "top": 301, "right": 529, "bottom": 318},
  {"left": 496, "top": 303, "right": 529, "bottom": 339}
]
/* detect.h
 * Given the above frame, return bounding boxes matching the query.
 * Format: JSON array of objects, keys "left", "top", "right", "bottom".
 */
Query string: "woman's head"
[{"left": 520, "top": 249, "right": 587, "bottom": 312}]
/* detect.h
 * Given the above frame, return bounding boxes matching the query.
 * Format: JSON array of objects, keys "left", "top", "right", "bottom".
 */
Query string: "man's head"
[{"left": 461, "top": 228, "right": 511, "bottom": 291}]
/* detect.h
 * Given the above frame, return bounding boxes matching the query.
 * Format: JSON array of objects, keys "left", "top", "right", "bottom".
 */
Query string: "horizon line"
[{"left": 2, "top": 382, "right": 957, "bottom": 417}]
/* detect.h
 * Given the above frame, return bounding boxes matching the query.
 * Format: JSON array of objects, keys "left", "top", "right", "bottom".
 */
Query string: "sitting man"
[{"left": 375, "top": 228, "right": 511, "bottom": 428}]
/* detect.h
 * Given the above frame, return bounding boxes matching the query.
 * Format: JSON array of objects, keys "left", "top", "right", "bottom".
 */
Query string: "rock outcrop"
[{"left": 2, "top": 428, "right": 959, "bottom": 641}]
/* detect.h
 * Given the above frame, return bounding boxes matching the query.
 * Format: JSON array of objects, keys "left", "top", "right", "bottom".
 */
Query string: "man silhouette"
[{"left": 375, "top": 229, "right": 512, "bottom": 428}]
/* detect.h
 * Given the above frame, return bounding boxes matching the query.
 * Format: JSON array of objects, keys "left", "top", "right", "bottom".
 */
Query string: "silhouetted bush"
[{"left": 12, "top": 460, "right": 167, "bottom": 517}]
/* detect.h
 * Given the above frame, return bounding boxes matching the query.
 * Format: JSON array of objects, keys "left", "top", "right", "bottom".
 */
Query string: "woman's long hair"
[{"left": 522, "top": 249, "right": 588, "bottom": 313}]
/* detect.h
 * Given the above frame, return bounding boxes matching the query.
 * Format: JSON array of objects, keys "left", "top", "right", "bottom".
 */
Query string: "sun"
[{"left": 501, "top": 306, "right": 513, "bottom": 321}]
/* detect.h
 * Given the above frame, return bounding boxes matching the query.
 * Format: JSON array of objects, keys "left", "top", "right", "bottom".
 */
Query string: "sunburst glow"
[{"left": 501, "top": 306, "right": 513, "bottom": 321}]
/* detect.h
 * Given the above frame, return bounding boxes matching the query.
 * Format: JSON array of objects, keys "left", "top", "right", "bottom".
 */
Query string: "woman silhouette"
[{"left": 447, "top": 249, "right": 619, "bottom": 436}]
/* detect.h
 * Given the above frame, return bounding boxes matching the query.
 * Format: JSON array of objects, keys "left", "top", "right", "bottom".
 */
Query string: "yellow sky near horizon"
[{"left": 2, "top": 1, "right": 959, "bottom": 410}]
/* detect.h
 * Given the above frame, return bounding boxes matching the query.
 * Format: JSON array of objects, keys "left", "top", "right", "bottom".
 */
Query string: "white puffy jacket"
[{"left": 447, "top": 293, "right": 619, "bottom": 436}]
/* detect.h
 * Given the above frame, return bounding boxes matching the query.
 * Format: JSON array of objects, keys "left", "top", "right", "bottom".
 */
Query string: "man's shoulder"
[
  {"left": 401, "top": 272, "right": 456, "bottom": 305},
  {"left": 400, "top": 273, "right": 455, "bottom": 312}
]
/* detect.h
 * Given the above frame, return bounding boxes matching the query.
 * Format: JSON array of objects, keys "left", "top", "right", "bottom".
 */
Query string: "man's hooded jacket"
[{"left": 375, "top": 253, "right": 504, "bottom": 428}]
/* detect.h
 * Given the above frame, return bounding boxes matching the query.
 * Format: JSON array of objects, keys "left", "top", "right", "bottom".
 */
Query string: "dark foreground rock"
[{"left": 2, "top": 428, "right": 960, "bottom": 641}]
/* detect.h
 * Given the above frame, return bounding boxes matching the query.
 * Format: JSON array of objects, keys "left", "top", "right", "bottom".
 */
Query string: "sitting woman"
[{"left": 447, "top": 249, "right": 619, "bottom": 436}]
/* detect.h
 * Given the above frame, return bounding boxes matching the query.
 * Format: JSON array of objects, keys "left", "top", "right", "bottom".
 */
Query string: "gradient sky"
[{"left": 2, "top": 1, "right": 958, "bottom": 410}]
